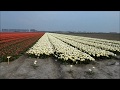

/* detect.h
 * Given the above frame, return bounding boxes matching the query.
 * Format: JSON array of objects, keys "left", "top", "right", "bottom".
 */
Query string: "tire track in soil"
[
  {"left": 48, "top": 35, "right": 67, "bottom": 79},
  {"left": 1, "top": 55, "right": 119, "bottom": 79},
  {"left": 51, "top": 57, "right": 65, "bottom": 79}
]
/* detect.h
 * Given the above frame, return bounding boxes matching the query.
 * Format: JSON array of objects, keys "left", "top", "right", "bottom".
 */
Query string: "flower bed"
[{"left": 0, "top": 32, "right": 44, "bottom": 62}]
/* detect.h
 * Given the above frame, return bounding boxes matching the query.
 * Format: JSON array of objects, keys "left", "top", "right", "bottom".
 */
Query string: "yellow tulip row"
[
  {"left": 79, "top": 38, "right": 120, "bottom": 47},
  {"left": 26, "top": 33, "right": 119, "bottom": 63},
  {"left": 59, "top": 34, "right": 120, "bottom": 45},
  {"left": 48, "top": 34, "right": 95, "bottom": 62},
  {"left": 51, "top": 33, "right": 120, "bottom": 53},
  {"left": 50, "top": 34, "right": 116, "bottom": 57},
  {"left": 26, "top": 33, "right": 54, "bottom": 56},
  {"left": 73, "top": 35, "right": 120, "bottom": 47}
]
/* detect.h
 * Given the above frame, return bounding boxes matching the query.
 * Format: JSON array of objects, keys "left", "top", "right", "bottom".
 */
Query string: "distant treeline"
[
  {"left": 1, "top": 29, "right": 38, "bottom": 32},
  {"left": 0, "top": 29, "right": 119, "bottom": 34},
  {"left": 45, "top": 31, "right": 119, "bottom": 34}
]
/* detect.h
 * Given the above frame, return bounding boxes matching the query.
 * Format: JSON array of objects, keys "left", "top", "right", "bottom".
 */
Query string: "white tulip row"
[
  {"left": 26, "top": 33, "right": 54, "bottom": 56},
  {"left": 51, "top": 33, "right": 120, "bottom": 53},
  {"left": 73, "top": 39, "right": 120, "bottom": 52},
  {"left": 82, "top": 36, "right": 120, "bottom": 45},
  {"left": 48, "top": 34, "right": 95, "bottom": 62},
  {"left": 26, "top": 33, "right": 119, "bottom": 63},
  {"left": 68, "top": 35, "right": 120, "bottom": 47},
  {"left": 59, "top": 33, "right": 120, "bottom": 45},
  {"left": 50, "top": 34, "right": 116, "bottom": 57}
]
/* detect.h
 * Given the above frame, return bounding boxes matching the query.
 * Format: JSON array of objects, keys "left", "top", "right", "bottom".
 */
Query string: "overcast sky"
[{"left": 0, "top": 11, "right": 119, "bottom": 33}]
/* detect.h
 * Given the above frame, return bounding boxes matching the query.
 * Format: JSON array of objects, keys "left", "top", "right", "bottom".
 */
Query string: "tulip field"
[
  {"left": 0, "top": 32, "right": 44, "bottom": 62},
  {"left": 26, "top": 33, "right": 120, "bottom": 64},
  {"left": 0, "top": 32, "right": 120, "bottom": 64}
]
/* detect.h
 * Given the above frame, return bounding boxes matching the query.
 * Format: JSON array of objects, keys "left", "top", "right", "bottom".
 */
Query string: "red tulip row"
[{"left": 0, "top": 32, "right": 45, "bottom": 61}]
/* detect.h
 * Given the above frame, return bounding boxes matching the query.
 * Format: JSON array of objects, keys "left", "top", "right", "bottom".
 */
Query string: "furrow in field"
[
  {"left": 48, "top": 34, "right": 95, "bottom": 62},
  {"left": 50, "top": 33, "right": 116, "bottom": 58},
  {"left": 52, "top": 33, "right": 120, "bottom": 53}
]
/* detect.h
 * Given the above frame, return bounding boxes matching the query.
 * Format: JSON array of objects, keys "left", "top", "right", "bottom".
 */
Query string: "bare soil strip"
[{"left": 0, "top": 55, "right": 119, "bottom": 79}]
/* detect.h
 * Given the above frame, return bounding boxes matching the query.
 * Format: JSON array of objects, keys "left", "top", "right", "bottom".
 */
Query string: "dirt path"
[{"left": 0, "top": 55, "right": 120, "bottom": 79}]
